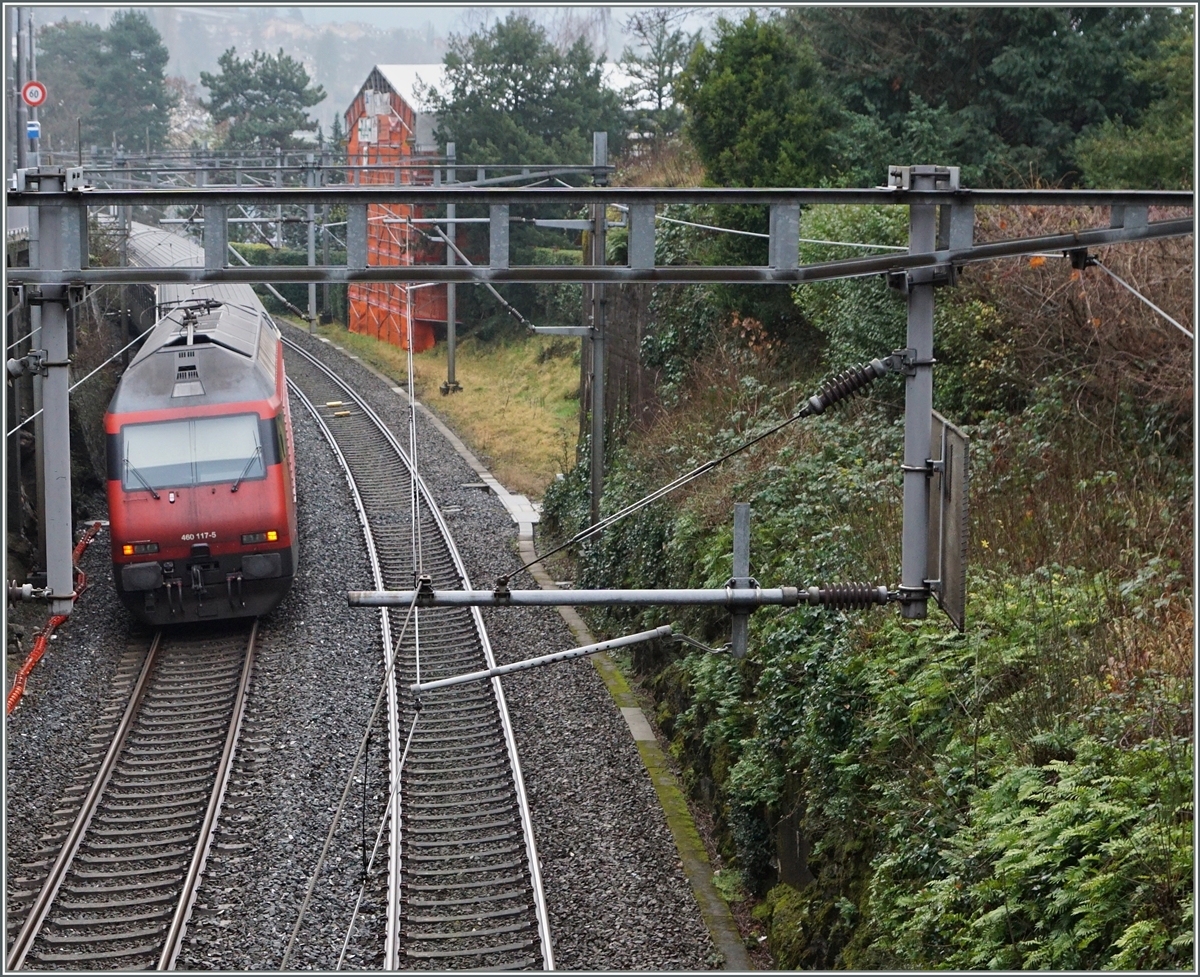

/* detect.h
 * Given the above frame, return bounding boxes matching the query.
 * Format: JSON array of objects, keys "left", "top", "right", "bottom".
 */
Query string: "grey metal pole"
[
  {"left": 306, "top": 153, "right": 316, "bottom": 333},
  {"left": 413, "top": 626, "right": 675, "bottom": 693},
  {"left": 15, "top": 7, "right": 28, "bottom": 171},
  {"left": 589, "top": 131, "right": 608, "bottom": 526},
  {"left": 900, "top": 166, "right": 938, "bottom": 619},
  {"left": 7, "top": 7, "right": 16, "bottom": 177},
  {"left": 350, "top": 587, "right": 803, "bottom": 608},
  {"left": 33, "top": 169, "right": 75, "bottom": 615},
  {"left": 275, "top": 147, "right": 283, "bottom": 248},
  {"left": 730, "top": 502, "right": 751, "bottom": 657},
  {"left": 444, "top": 142, "right": 460, "bottom": 393},
  {"left": 320, "top": 152, "right": 329, "bottom": 319},
  {"left": 28, "top": 6, "right": 37, "bottom": 166},
  {"left": 29, "top": 192, "right": 47, "bottom": 572}
]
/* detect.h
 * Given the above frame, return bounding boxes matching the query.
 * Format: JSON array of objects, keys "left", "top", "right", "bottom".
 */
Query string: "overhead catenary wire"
[
  {"left": 1090, "top": 257, "right": 1193, "bottom": 339},
  {"left": 502, "top": 357, "right": 894, "bottom": 585},
  {"left": 335, "top": 710, "right": 421, "bottom": 971},
  {"left": 6, "top": 327, "right": 149, "bottom": 437},
  {"left": 652, "top": 212, "right": 910, "bottom": 251},
  {"left": 422, "top": 221, "right": 541, "bottom": 331},
  {"left": 280, "top": 593, "right": 421, "bottom": 971}
]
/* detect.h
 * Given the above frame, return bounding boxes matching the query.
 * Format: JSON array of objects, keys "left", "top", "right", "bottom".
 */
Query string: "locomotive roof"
[
  {"left": 126, "top": 223, "right": 269, "bottom": 362},
  {"left": 109, "top": 224, "right": 280, "bottom": 415}
]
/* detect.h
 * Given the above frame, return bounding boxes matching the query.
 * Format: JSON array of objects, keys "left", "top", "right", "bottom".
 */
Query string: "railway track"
[
  {"left": 5, "top": 623, "right": 256, "bottom": 971},
  {"left": 284, "top": 338, "right": 554, "bottom": 971}
]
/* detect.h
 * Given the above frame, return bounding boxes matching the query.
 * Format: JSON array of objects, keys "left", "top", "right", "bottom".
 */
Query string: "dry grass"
[
  {"left": 613, "top": 138, "right": 706, "bottom": 188},
  {"left": 307, "top": 321, "right": 580, "bottom": 498}
]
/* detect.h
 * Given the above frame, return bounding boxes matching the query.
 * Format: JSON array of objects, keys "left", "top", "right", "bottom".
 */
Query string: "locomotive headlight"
[
  {"left": 241, "top": 530, "right": 278, "bottom": 545},
  {"left": 122, "top": 542, "right": 159, "bottom": 556}
]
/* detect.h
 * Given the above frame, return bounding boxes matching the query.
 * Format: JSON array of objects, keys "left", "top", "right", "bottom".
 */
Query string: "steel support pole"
[
  {"left": 444, "top": 142, "right": 460, "bottom": 393},
  {"left": 274, "top": 147, "right": 282, "bottom": 248},
  {"left": 320, "top": 152, "right": 329, "bottom": 319},
  {"left": 28, "top": 197, "right": 47, "bottom": 572},
  {"left": 33, "top": 170, "right": 75, "bottom": 615},
  {"left": 306, "top": 154, "right": 316, "bottom": 333},
  {"left": 589, "top": 131, "right": 608, "bottom": 526},
  {"left": 730, "top": 502, "right": 751, "bottom": 657},
  {"left": 15, "top": 7, "right": 28, "bottom": 171},
  {"left": 900, "top": 167, "right": 938, "bottom": 618}
]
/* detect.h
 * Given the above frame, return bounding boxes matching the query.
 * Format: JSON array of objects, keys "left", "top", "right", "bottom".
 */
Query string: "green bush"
[
  {"left": 229, "top": 241, "right": 347, "bottom": 321},
  {"left": 542, "top": 362, "right": 1192, "bottom": 969}
]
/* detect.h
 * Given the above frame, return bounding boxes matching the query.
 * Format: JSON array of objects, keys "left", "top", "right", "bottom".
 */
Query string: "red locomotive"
[{"left": 106, "top": 226, "right": 298, "bottom": 625}]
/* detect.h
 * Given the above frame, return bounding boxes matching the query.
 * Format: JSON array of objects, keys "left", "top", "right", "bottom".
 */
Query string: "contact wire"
[
  {"left": 335, "top": 711, "right": 421, "bottom": 971},
  {"left": 279, "top": 593, "right": 419, "bottom": 970}
]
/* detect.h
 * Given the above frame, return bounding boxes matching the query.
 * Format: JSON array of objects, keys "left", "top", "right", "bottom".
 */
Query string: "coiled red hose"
[{"left": 6, "top": 521, "right": 103, "bottom": 716}]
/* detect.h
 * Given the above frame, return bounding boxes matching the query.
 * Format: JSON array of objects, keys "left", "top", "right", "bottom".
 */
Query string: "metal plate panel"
[{"left": 927, "top": 411, "right": 969, "bottom": 630}]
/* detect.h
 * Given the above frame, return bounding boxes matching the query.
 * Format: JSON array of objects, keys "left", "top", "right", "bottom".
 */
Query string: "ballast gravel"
[
  {"left": 4, "top": 324, "right": 718, "bottom": 971},
  {"left": 287, "top": 328, "right": 717, "bottom": 971}
]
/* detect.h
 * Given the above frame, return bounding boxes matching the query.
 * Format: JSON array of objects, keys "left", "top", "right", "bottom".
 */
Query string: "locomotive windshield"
[{"left": 121, "top": 414, "right": 265, "bottom": 490}]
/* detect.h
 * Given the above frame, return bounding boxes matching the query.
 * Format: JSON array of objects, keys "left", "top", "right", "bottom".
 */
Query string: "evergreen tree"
[
  {"left": 39, "top": 12, "right": 174, "bottom": 153},
  {"left": 34, "top": 19, "right": 103, "bottom": 154},
  {"left": 1075, "top": 10, "right": 1194, "bottom": 189},
  {"left": 677, "top": 11, "right": 838, "bottom": 188},
  {"left": 427, "top": 13, "right": 624, "bottom": 166},
  {"left": 200, "top": 47, "right": 326, "bottom": 150},
  {"left": 788, "top": 5, "right": 1182, "bottom": 186}
]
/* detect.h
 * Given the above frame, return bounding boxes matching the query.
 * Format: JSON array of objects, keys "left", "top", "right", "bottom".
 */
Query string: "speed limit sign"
[{"left": 21, "top": 80, "right": 47, "bottom": 107}]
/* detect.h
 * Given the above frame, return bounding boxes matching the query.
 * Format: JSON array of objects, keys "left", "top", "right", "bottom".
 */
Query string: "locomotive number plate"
[{"left": 181, "top": 531, "right": 218, "bottom": 541}]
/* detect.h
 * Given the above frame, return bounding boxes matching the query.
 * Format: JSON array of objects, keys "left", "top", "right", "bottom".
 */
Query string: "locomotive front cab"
[{"left": 108, "top": 407, "right": 298, "bottom": 624}]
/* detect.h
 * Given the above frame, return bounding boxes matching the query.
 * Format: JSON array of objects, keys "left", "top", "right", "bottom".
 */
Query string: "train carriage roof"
[
  {"left": 126, "top": 222, "right": 270, "bottom": 363},
  {"left": 109, "top": 224, "right": 280, "bottom": 415}
]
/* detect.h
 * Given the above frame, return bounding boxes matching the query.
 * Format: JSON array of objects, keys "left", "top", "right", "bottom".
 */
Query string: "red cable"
[{"left": 6, "top": 522, "right": 103, "bottom": 716}]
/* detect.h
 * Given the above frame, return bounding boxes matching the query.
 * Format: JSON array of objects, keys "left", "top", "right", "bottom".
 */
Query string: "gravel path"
[{"left": 5, "top": 324, "right": 718, "bottom": 971}]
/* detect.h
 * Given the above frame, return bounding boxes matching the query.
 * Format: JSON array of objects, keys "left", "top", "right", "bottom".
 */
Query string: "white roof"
[{"left": 374, "top": 64, "right": 447, "bottom": 111}]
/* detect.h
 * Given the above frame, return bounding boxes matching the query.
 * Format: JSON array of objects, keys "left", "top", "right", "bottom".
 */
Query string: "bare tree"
[{"left": 619, "top": 8, "right": 697, "bottom": 140}]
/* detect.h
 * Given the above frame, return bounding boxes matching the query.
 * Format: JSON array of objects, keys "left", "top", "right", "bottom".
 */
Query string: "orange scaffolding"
[{"left": 344, "top": 68, "right": 446, "bottom": 353}]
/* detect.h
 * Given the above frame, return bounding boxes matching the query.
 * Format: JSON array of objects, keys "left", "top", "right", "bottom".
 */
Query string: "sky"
[{"left": 20, "top": 4, "right": 737, "bottom": 132}]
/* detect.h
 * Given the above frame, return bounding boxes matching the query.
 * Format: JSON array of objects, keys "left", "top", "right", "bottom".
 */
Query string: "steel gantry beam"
[
  {"left": 6, "top": 183, "right": 1191, "bottom": 288},
  {"left": 5, "top": 167, "right": 1192, "bottom": 625}
]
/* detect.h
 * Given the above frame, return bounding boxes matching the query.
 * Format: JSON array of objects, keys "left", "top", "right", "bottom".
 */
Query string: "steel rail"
[
  {"left": 5, "top": 632, "right": 164, "bottom": 972},
  {"left": 8, "top": 217, "right": 1191, "bottom": 287},
  {"left": 282, "top": 337, "right": 554, "bottom": 970},
  {"left": 6, "top": 626, "right": 255, "bottom": 971},
  {"left": 158, "top": 620, "right": 259, "bottom": 970},
  {"left": 8, "top": 185, "right": 1193, "bottom": 207},
  {"left": 284, "top": 378, "right": 401, "bottom": 969}
]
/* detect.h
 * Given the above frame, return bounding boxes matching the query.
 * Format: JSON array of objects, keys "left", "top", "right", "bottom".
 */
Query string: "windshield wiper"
[
  {"left": 230, "top": 445, "right": 263, "bottom": 493},
  {"left": 124, "top": 458, "right": 160, "bottom": 499}
]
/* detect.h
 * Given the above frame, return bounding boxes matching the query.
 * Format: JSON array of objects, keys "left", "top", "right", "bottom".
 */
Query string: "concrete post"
[
  {"left": 31, "top": 169, "right": 75, "bottom": 615},
  {"left": 900, "top": 167, "right": 938, "bottom": 618},
  {"left": 589, "top": 131, "right": 608, "bottom": 526}
]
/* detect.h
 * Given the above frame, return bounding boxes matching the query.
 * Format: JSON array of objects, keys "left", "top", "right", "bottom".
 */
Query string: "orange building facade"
[{"left": 344, "top": 66, "right": 448, "bottom": 352}]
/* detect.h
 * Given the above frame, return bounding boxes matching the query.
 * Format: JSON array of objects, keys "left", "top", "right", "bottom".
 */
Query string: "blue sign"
[{"left": 26, "top": 120, "right": 40, "bottom": 140}]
